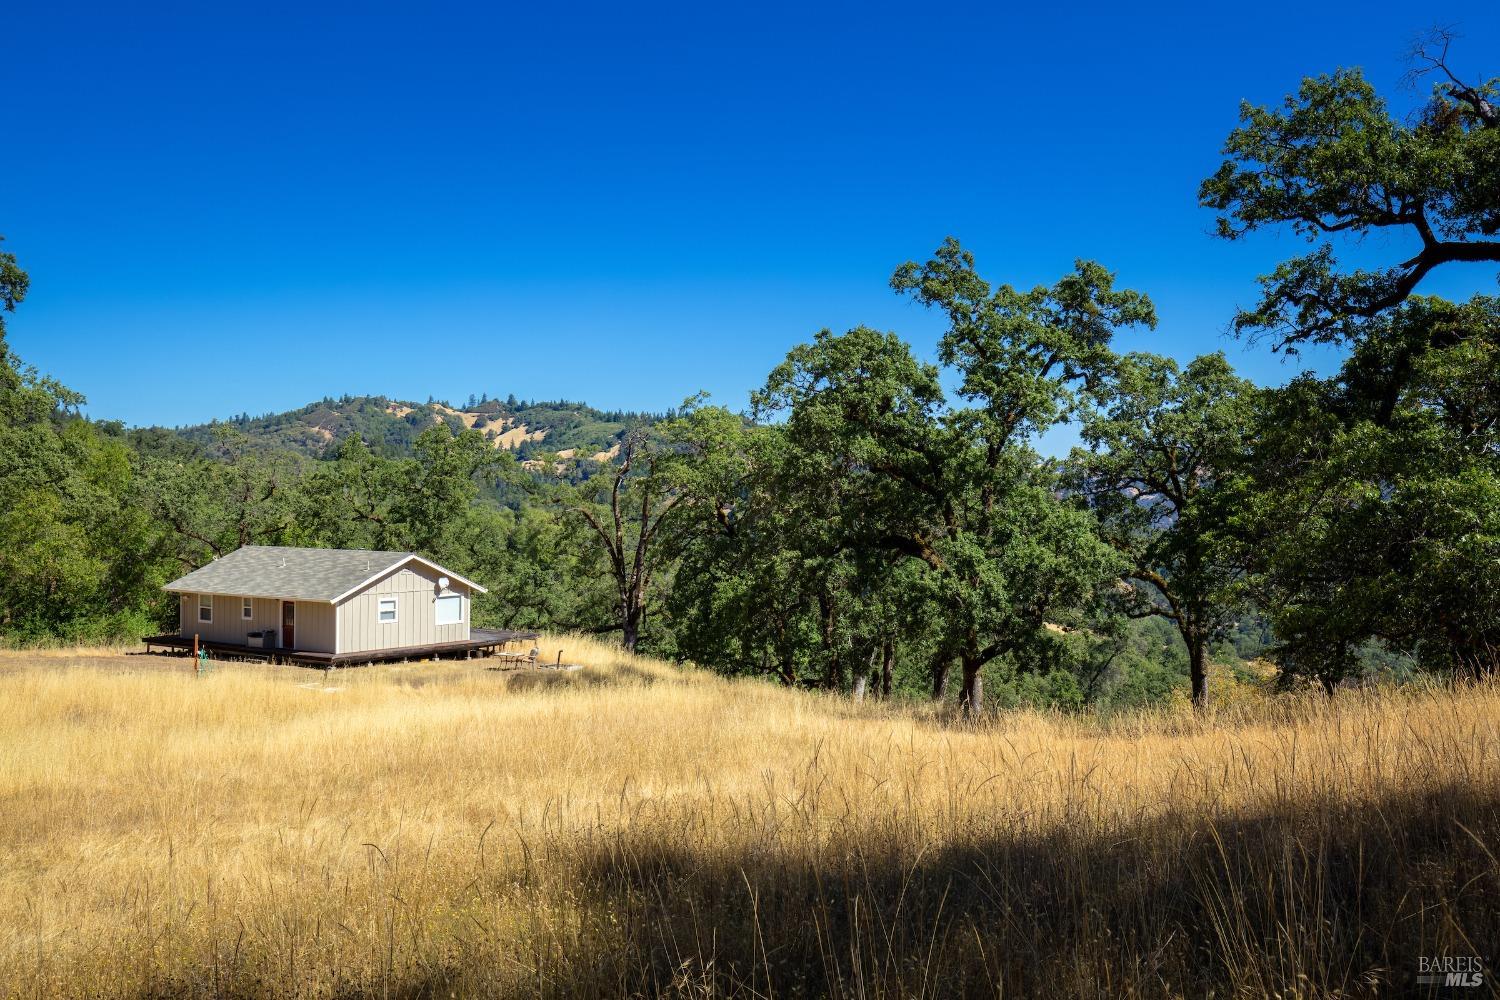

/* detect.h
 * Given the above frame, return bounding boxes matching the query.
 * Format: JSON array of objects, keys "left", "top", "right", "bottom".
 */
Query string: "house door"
[{"left": 281, "top": 602, "right": 296, "bottom": 649}]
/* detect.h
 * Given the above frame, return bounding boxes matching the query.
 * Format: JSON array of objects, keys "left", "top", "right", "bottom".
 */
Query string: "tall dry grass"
[{"left": 0, "top": 637, "right": 1495, "bottom": 998}]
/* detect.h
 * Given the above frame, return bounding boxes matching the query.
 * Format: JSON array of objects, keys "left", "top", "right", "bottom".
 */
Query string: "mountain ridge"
[{"left": 160, "top": 394, "right": 661, "bottom": 461}]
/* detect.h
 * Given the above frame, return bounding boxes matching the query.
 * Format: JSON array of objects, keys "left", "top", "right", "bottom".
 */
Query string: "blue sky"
[{"left": 5, "top": 1, "right": 1499, "bottom": 435}]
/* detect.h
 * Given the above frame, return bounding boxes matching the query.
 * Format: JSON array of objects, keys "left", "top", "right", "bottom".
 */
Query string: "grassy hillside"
[
  {"left": 164, "top": 394, "right": 658, "bottom": 460},
  {"left": 0, "top": 644, "right": 1495, "bottom": 998}
]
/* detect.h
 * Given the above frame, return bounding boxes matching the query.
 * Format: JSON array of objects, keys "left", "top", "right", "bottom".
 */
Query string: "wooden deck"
[{"left": 142, "top": 627, "right": 540, "bottom": 668}]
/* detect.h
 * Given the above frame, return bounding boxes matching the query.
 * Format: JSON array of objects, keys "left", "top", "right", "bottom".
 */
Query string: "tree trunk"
[
  {"left": 932, "top": 656, "right": 951, "bottom": 700},
  {"left": 880, "top": 639, "right": 894, "bottom": 698},
  {"left": 1188, "top": 637, "right": 1207, "bottom": 709},
  {"left": 621, "top": 604, "right": 642, "bottom": 653},
  {"left": 958, "top": 656, "right": 983, "bottom": 718},
  {"left": 851, "top": 647, "right": 877, "bottom": 702},
  {"left": 774, "top": 624, "right": 796, "bottom": 685},
  {"left": 818, "top": 592, "right": 841, "bottom": 690},
  {"left": 852, "top": 673, "right": 868, "bottom": 702},
  {"left": 852, "top": 644, "right": 882, "bottom": 702}
]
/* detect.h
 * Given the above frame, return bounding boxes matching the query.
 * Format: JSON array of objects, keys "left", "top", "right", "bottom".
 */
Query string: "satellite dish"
[{"left": 437, "top": 576, "right": 450, "bottom": 589}]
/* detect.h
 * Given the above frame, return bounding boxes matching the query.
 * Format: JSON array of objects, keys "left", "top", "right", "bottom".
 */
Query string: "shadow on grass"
[{"left": 540, "top": 783, "right": 1500, "bottom": 999}]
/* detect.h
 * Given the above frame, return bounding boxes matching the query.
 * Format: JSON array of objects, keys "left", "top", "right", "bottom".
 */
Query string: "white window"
[
  {"left": 434, "top": 595, "right": 462, "bottom": 626},
  {"left": 198, "top": 594, "right": 213, "bottom": 623},
  {"left": 378, "top": 597, "right": 398, "bottom": 624},
  {"left": 242, "top": 598, "right": 253, "bottom": 620}
]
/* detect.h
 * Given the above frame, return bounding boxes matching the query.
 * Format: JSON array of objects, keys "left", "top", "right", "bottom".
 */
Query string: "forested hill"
[{"left": 162, "top": 394, "right": 661, "bottom": 461}]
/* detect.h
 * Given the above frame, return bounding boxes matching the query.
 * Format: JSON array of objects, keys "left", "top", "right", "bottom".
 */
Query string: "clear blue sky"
[{"left": 5, "top": 1, "right": 1498, "bottom": 433}]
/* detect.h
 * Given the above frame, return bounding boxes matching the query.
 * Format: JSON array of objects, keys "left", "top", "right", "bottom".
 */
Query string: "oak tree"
[
  {"left": 1072, "top": 352, "right": 1256, "bottom": 706},
  {"left": 759, "top": 240, "right": 1153, "bottom": 714}
]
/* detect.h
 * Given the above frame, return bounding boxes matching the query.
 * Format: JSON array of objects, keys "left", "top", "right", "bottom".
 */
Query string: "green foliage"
[
  {"left": 1070, "top": 351, "right": 1257, "bottom": 704},
  {"left": 500, "top": 399, "right": 647, "bottom": 456},
  {"left": 1237, "top": 297, "right": 1500, "bottom": 686},
  {"left": 1201, "top": 43, "right": 1499, "bottom": 688},
  {"left": 0, "top": 243, "right": 171, "bottom": 642},
  {"left": 744, "top": 241, "right": 1153, "bottom": 712},
  {"left": 458, "top": 503, "right": 608, "bottom": 632},
  {"left": 0, "top": 236, "right": 28, "bottom": 336},
  {"left": 542, "top": 405, "right": 741, "bottom": 652},
  {"left": 665, "top": 402, "right": 936, "bottom": 692},
  {"left": 139, "top": 427, "right": 303, "bottom": 568},
  {"left": 1200, "top": 43, "right": 1500, "bottom": 349},
  {"left": 974, "top": 616, "right": 1194, "bottom": 713},
  {"left": 892, "top": 241, "right": 1156, "bottom": 438}
]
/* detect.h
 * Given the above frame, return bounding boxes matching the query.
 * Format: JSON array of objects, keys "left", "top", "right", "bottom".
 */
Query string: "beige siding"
[
  {"left": 177, "top": 593, "right": 336, "bottom": 653},
  {"left": 296, "top": 601, "right": 337, "bottom": 653},
  {"left": 178, "top": 594, "right": 281, "bottom": 645},
  {"left": 336, "top": 565, "right": 471, "bottom": 655}
]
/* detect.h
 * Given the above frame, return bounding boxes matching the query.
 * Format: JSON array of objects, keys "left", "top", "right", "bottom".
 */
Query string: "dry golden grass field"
[{"left": 0, "top": 638, "right": 1496, "bottom": 998}]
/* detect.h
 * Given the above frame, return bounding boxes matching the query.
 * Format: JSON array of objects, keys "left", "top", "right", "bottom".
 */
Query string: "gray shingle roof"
[{"left": 163, "top": 546, "right": 465, "bottom": 602}]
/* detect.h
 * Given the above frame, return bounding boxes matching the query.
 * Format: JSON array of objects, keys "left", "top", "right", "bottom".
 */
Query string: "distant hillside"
[{"left": 165, "top": 394, "right": 659, "bottom": 461}]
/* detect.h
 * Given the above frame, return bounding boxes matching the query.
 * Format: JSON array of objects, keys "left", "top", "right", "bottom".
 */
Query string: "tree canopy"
[
  {"left": 1200, "top": 34, "right": 1499, "bottom": 349},
  {"left": 1071, "top": 352, "right": 1257, "bottom": 705}
]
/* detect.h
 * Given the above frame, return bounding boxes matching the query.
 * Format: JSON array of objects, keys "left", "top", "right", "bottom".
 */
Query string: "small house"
[{"left": 160, "top": 546, "right": 493, "bottom": 663}]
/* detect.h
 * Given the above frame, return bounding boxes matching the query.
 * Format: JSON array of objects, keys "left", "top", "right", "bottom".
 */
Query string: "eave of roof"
[
  {"left": 327, "top": 554, "right": 489, "bottom": 604},
  {"left": 165, "top": 589, "right": 341, "bottom": 603}
]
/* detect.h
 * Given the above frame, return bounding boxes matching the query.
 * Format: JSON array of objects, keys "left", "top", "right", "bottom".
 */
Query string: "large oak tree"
[
  {"left": 1203, "top": 40, "right": 1500, "bottom": 684},
  {"left": 758, "top": 240, "right": 1154, "bottom": 714},
  {"left": 1071, "top": 352, "right": 1256, "bottom": 706},
  {"left": 1201, "top": 33, "right": 1499, "bottom": 350}
]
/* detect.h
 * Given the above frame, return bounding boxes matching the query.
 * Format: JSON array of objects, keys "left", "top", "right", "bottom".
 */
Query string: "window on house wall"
[
  {"left": 242, "top": 598, "right": 253, "bottom": 620},
  {"left": 378, "top": 597, "right": 398, "bottom": 623},
  {"left": 435, "top": 595, "right": 462, "bottom": 626},
  {"left": 198, "top": 594, "right": 213, "bottom": 623}
]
